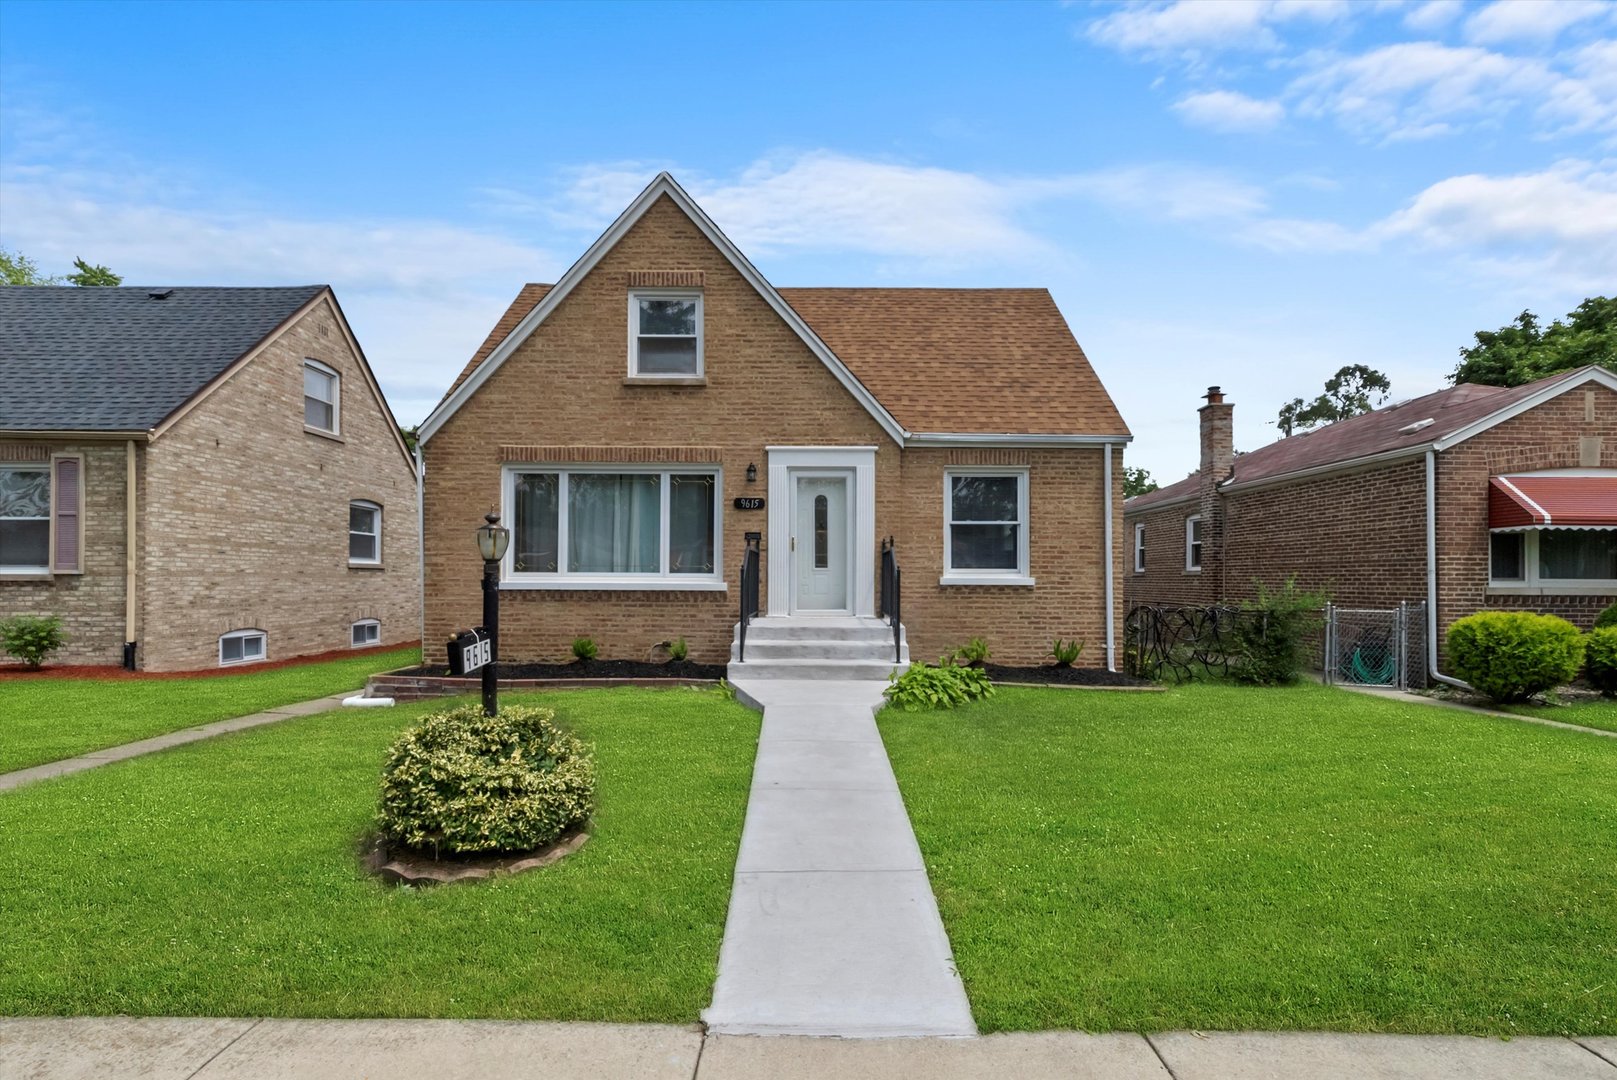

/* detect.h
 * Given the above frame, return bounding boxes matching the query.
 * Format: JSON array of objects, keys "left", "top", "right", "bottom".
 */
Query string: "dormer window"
[{"left": 629, "top": 292, "right": 702, "bottom": 377}]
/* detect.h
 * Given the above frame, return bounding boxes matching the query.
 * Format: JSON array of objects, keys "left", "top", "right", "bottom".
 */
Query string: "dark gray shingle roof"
[{"left": 0, "top": 285, "right": 326, "bottom": 431}]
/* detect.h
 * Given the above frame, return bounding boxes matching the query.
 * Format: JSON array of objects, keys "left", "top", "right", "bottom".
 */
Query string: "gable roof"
[
  {"left": 422, "top": 173, "right": 1130, "bottom": 447},
  {"left": 1126, "top": 365, "right": 1617, "bottom": 512},
  {"left": 0, "top": 284, "right": 325, "bottom": 433}
]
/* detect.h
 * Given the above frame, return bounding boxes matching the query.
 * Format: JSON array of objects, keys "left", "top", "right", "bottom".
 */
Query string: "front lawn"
[
  {"left": 1505, "top": 696, "right": 1617, "bottom": 734},
  {"left": 880, "top": 683, "right": 1616, "bottom": 1036},
  {"left": 0, "top": 687, "right": 758, "bottom": 1022},
  {"left": 0, "top": 645, "right": 420, "bottom": 773}
]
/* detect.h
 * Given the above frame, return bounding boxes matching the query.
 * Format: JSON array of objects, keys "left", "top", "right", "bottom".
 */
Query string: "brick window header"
[
  {"left": 627, "top": 270, "right": 704, "bottom": 288},
  {"left": 499, "top": 445, "right": 721, "bottom": 464}
]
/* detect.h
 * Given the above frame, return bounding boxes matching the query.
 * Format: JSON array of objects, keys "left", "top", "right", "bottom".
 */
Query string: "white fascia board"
[
  {"left": 418, "top": 172, "right": 908, "bottom": 447},
  {"left": 906, "top": 433, "right": 1132, "bottom": 448},
  {"left": 1433, "top": 366, "right": 1617, "bottom": 452}
]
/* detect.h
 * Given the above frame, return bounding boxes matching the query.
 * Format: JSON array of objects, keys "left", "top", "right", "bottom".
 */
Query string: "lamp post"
[{"left": 475, "top": 511, "right": 510, "bottom": 717}]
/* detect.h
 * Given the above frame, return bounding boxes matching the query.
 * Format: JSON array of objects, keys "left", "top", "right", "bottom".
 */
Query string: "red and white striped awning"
[{"left": 1489, "top": 475, "right": 1617, "bottom": 531}]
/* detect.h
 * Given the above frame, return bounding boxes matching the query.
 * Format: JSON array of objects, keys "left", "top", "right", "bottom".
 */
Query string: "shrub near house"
[{"left": 1447, "top": 612, "right": 1585, "bottom": 704}]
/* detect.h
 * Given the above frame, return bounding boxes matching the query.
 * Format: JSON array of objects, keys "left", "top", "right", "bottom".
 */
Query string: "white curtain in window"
[{"left": 569, "top": 474, "right": 661, "bottom": 573}]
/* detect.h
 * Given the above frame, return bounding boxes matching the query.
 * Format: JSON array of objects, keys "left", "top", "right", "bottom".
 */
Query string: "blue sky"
[{"left": 2, "top": 0, "right": 1613, "bottom": 480}]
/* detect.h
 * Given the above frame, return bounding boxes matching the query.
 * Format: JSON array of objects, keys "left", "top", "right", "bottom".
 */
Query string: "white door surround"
[
  {"left": 791, "top": 472, "right": 852, "bottom": 614},
  {"left": 765, "top": 447, "right": 878, "bottom": 618}
]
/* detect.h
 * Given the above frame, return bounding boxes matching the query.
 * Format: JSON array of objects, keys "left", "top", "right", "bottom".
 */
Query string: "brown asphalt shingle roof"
[
  {"left": 1125, "top": 367, "right": 1594, "bottom": 511},
  {"left": 442, "top": 284, "right": 1128, "bottom": 437}
]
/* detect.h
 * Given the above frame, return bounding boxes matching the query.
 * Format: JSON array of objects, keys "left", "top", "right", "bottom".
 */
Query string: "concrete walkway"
[
  {"left": 1336, "top": 683, "right": 1617, "bottom": 739},
  {"left": 0, "top": 692, "right": 359, "bottom": 793},
  {"left": 704, "top": 678, "right": 976, "bottom": 1038},
  {"left": 3, "top": 1018, "right": 1613, "bottom": 1079}
]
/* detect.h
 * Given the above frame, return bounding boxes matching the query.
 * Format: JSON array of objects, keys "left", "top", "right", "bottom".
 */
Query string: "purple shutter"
[{"left": 53, "top": 457, "right": 81, "bottom": 573}]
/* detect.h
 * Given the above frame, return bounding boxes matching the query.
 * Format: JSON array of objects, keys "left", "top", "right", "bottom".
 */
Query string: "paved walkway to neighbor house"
[
  {"left": 1336, "top": 683, "right": 1617, "bottom": 739},
  {"left": 3, "top": 1018, "right": 1613, "bottom": 1080},
  {"left": 704, "top": 678, "right": 976, "bottom": 1038},
  {"left": 0, "top": 691, "right": 361, "bottom": 793}
]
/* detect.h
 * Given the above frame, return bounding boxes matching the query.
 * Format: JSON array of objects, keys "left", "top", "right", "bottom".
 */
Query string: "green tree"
[
  {"left": 1123, "top": 466, "right": 1157, "bottom": 498},
  {"left": 400, "top": 424, "right": 420, "bottom": 455},
  {"left": 1275, "top": 364, "right": 1392, "bottom": 436},
  {"left": 1, "top": 248, "right": 59, "bottom": 285},
  {"left": 1451, "top": 297, "right": 1616, "bottom": 386},
  {"left": 65, "top": 257, "right": 121, "bottom": 286}
]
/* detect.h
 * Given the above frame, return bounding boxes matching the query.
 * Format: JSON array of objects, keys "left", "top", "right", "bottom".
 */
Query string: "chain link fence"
[{"left": 1322, "top": 601, "right": 1427, "bottom": 690}]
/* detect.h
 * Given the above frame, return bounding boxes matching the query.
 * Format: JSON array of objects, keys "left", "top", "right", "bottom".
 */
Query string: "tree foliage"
[
  {"left": 1, "top": 248, "right": 121, "bottom": 287},
  {"left": 1451, "top": 297, "right": 1615, "bottom": 387},
  {"left": 65, "top": 257, "right": 121, "bottom": 286},
  {"left": 1123, "top": 466, "right": 1158, "bottom": 498},
  {"left": 1275, "top": 364, "right": 1392, "bottom": 436}
]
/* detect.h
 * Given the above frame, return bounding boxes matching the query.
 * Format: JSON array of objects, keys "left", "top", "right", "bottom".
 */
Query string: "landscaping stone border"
[
  {"left": 361, "top": 830, "right": 591, "bottom": 886},
  {"left": 367, "top": 667, "right": 719, "bottom": 701}
]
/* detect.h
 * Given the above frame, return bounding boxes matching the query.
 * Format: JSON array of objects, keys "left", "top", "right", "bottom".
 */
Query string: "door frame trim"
[{"left": 765, "top": 446, "right": 877, "bottom": 617}]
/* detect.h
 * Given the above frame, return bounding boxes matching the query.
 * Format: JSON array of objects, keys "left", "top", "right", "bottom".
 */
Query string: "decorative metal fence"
[
  {"left": 1323, "top": 601, "right": 1426, "bottom": 690},
  {"left": 1123, "top": 603, "right": 1250, "bottom": 682}
]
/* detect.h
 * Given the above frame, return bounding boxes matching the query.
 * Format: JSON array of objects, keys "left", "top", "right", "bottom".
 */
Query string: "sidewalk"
[
  {"left": 3, "top": 1018, "right": 1612, "bottom": 1079},
  {"left": 704, "top": 678, "right": 975, "bottom": 1037},
  {"left": 1333, "top": 683, "right": 1617, "bottom": 739},
  {"left": 0, "top": 691, "right": 360, "bottom": 793}
]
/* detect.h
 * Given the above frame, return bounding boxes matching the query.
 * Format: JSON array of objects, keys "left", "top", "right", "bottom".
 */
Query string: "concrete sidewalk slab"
[
  {"left": 761, "top": 704, "right": 887, "bottom": 743},
  {"left": 698, "top": 1031, "right": 1172, "bottom": 1079},
  {"left": 750, "top": 735, "right": 894, "bottom": 790},
  {"left": 1337, "top": 684, "right": 1617, "bottom": 739},
  {"left": 1150, "top": 1030, "right": 1617, "bottom": 1079},
  {"left": 733, "top": 788, "right": 923, "bottom": 872},
  {"left": 0, "top": 1017, "right": 257, "bottom": 1080},
  {"left": 192, "top": 1019, "right": 702, "bottom": 1080},
  {"left": 1581, "top": 1038, "right": 1617, "bottom": 1068}
]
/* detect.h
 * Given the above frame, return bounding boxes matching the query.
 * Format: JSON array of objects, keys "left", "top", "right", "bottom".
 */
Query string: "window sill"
[
  {"left": 348, "top": 561, "right": 385, "bottom": 571},
  {"left": 622, "top": 376, "right": 706, "bottom": 387},
  {"left": 0, "top": 571, "right": 54, "bottom": 582},
  {"left": 305, "top": 426, "right": 344, "bottom": 442},
  {"left": 1184, "top": 568, "right": 1203, "bottom": 574},
  {"left": 1487, "top": 583, "right": 1617, "bottom": 596},
  {"left": 939, "top": 574, "right": 1036, "bottom": 588},
  {"left": 501, "top": 577, "right": 727, "bottom": 592}
]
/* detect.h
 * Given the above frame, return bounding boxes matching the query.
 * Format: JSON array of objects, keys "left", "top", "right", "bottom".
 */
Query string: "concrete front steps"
[{"left": 728, "top": 616, "right": 908, "bottom": 682}]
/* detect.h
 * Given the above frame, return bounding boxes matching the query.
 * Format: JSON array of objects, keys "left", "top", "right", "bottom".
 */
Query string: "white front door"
[{"left": 792, "top": 473, "right": 850, "bottom": 613}]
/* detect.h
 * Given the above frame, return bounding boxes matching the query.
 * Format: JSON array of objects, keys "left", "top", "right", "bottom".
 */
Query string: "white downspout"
[
  {"left": 1104, "top": 441, "right": 1116, "bottom": 671},
  {"left": 415, "top": 442, "right": 426, "bottom": 651},
  {"left": 125, "top": 439, "right": 138, "bottom": 668},
  {"left": 1425, "top": 449, "right": 1470, "bottom": 690}
]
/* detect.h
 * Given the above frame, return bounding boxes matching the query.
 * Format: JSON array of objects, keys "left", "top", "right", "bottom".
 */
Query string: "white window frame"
[
  {"left": 0, "top": 463, "right": 51, "bottom": 576},
  {"left": 1134, "top": 522, "right": 1146, "bottom": 574},
  {"left": 350, "top": 619, "right": 381, "bottom": 648},
  {"left": 500, "top": 464, "right": 725, "bottom": 591},
  {"left": 219, "top": 629, "right": 268, "bottom": 667},
  {"left": 1488, "top": 528, "right": 1617, "bottom": 594},
  {"left": 941, "top": 467, "right": 1033, "bottom": 587},
  {"left": 627, "top": 290, "right": 704, "bottom": 379},
  {"left": 303, "top": 359, "right": 341, "bottom": 436},
  {"left": 349, "top": 500, "right": 382, "bottom": 566},
  {"left": 1185, "top": 514, "right": 1203, "bottom": 572}
]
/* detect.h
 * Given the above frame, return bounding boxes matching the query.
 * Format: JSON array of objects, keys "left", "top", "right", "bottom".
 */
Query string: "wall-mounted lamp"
[{"left": 746, "top": 462, "right": 758, "bottom": 484}]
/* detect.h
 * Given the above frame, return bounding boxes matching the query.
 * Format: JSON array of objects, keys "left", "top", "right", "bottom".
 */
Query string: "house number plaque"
[{"left": 733, "top": 497, "right": 766, "bottom": 511}]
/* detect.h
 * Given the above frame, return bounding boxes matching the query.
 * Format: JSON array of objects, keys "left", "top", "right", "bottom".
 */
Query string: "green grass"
[
  {"left": 0, "top": 687, "right": 758, "bottom": 1021},
  {"left": 880, "top": 682, "right": 1617, "bottom": 1036},
  {"left": 0, "top": 646, "right": 420, "bottom": 773},
  {"left": 1504, "top": 697, "right": 1617, "bottom": 734}
]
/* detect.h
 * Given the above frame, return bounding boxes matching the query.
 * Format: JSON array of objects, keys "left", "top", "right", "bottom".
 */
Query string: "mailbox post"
[{"left": 474, "top": 511, "right": 510, "bottom": 716}]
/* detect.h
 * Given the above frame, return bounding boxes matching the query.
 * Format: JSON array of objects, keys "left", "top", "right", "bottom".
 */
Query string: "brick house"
[
  {"left": 0, "top": 286, "right": 420, "bottom": 671},
  {"left": 416, "top": 173, "right": 1131, "bottom": 675},
  {"left": 1124, "top": 368, "right": 1617, "bottom": 676}
]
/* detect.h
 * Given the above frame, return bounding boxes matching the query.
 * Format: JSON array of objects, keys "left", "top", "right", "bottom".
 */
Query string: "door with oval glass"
[{"left": 792, "top": 472, "right": 851, "bottom": 613}]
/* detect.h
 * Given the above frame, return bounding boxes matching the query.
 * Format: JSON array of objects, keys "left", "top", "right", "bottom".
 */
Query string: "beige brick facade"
[{"left": 422, "top": 195, "right": 1126, "bottom": 668}]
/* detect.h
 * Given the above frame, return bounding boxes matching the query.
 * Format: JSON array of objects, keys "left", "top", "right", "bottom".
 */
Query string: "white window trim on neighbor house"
[
  {"left": 351, "top": 619, "right": 381, "bottom": 647},
  {"left": 219, "top": 628, "right": 267, "bottom": 666},
  {"left": 1185, "top": 514, "right": 1203, "bottom": 572},
  {"left": 1488, "top": 528, "right": 1617, "bottom": 595},
  {"left": 0, "top": 462, "right": 51, "bottom": 576},
  {"left": 1134, "top": 522, "right": 1146, "bottom": 574},
  {"left": 499, "top": 464, "right": 725, "bottom": 591},
  {"left": 626, "top": 290, "right": 703, "bottom": 380},
  {"left": 941, "top": 467, "right": 1033, "bottom": 587},
  {"left": 349, "top": 500, "right": 382, "bottom": 566},
  {"left": 304, "top": 359, "right": 341, "bottom": 437}
]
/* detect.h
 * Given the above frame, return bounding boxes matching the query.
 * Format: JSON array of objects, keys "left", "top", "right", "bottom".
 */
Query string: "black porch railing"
[
  {"left": 737, "top": 533, "right": 761, "bottom": 662},
  {"left": 880, "top": 536, "right": 902, "bottom": 663}
]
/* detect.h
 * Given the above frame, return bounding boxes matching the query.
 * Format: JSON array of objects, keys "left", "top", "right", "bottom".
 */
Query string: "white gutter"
[
  {"left": 1104, "top": 442, "right": 1116, "bottom": 671},
  {"left": 906, "top": 432, "right": 1134, "bottom": 448},
  {"left": 1425, "top": 449, "right": 1470, "bottom": 690}
]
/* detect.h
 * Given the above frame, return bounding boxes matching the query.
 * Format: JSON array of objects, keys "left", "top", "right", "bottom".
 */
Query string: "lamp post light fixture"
[{"left": 475, "top": 510, "right": 510, "bottom": 716}]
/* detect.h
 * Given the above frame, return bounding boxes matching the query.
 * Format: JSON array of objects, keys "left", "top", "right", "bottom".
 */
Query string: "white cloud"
[
  {"left": 1402, "top": 0, "right": 1465, "bottom": 31},
  {"left": 1085, "top": 0, "right": 1350, "bottom": 56},
  {"left": 1173, "top": 89, "right": 1287, "bottom": 132},
  {"left": 1464, "top": 0, "right": 1612, "bottom": 46}
]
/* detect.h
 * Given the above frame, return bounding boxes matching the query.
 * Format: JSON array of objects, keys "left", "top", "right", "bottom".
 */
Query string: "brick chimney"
[{"left": 1197, "top": 386, "right": 1234, "bottom": 594}]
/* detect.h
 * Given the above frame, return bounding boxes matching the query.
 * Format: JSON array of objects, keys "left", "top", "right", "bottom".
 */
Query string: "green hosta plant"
[
  {"left": 377, "top": 703, "right": 596, "bottom": 857},
  {"left": 1585, "top": 627, "right": 1617, "bottom": 696},
  {"left": 667, "top": 637, "right": 689, "bottom": 663},
  {"left": 0, "top": 614, "right": 67, "bottom": 669},
  {"left": 884, "top": 661, "right": 994, "bottom": 712},
  {"left": 570, "top": 637, "right": 599, "bottom": 662},
  {"left": 1447, "top": 611, "right": 1584, "bottom": 704},
  {"left": 1049, "top": 638, "right": 1084, "bottom": 667},
  {"left": 951, "top": 637, "right": 991, "bottom": 667}
]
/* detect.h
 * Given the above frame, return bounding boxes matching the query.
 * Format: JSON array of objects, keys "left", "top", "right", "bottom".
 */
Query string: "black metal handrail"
[
  {"left": 880, "top": 536, "right": 901, "bottom": 663},
  {"left": 737, "top": 534, "right": 761, "bottom": 662}
]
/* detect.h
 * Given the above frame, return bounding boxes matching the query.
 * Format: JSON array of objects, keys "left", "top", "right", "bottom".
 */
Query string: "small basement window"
[
  {"left": 304, "top": 360, "right": 340, "bottom": 434},
  {"left": 219, "top": 629, "right": 267, "bottom": 666},
  {"left": 349, "top": 501, "right": 381, "bottom": 564},
  {"left": 1185, "top": 515, "right": 1203, "bottom": 572},
  {"left": 351, "top": 619, "right": 380, "bottom": 647},
  {"left": 629, "top": 292, "right": 702, "bottom": 377}
]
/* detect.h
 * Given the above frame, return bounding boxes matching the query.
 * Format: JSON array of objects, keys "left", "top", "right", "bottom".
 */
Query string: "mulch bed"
[
  {"left": 0, "top": 640, "right": 423, "bottom": 682},
  {"left": 983, "top": 663, "right": 1156, "bottom": 688},
  {"left": 396, "top": 659, "right": 728, "bottom": 680},
  {"left": 362, "top": 828, "right": 591, "bottom": 886}
]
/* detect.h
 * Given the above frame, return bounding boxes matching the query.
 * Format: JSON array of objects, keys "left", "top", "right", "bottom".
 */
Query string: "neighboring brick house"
[
  {"left": 1124, "top": 369, "right": 1617, "bottom": 674},
  {"left": 1, "top": 285, "right": 420, "bottom": 671},
  {"left": 417, "top": 173, "right": 1131, "bottom": 674}
]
